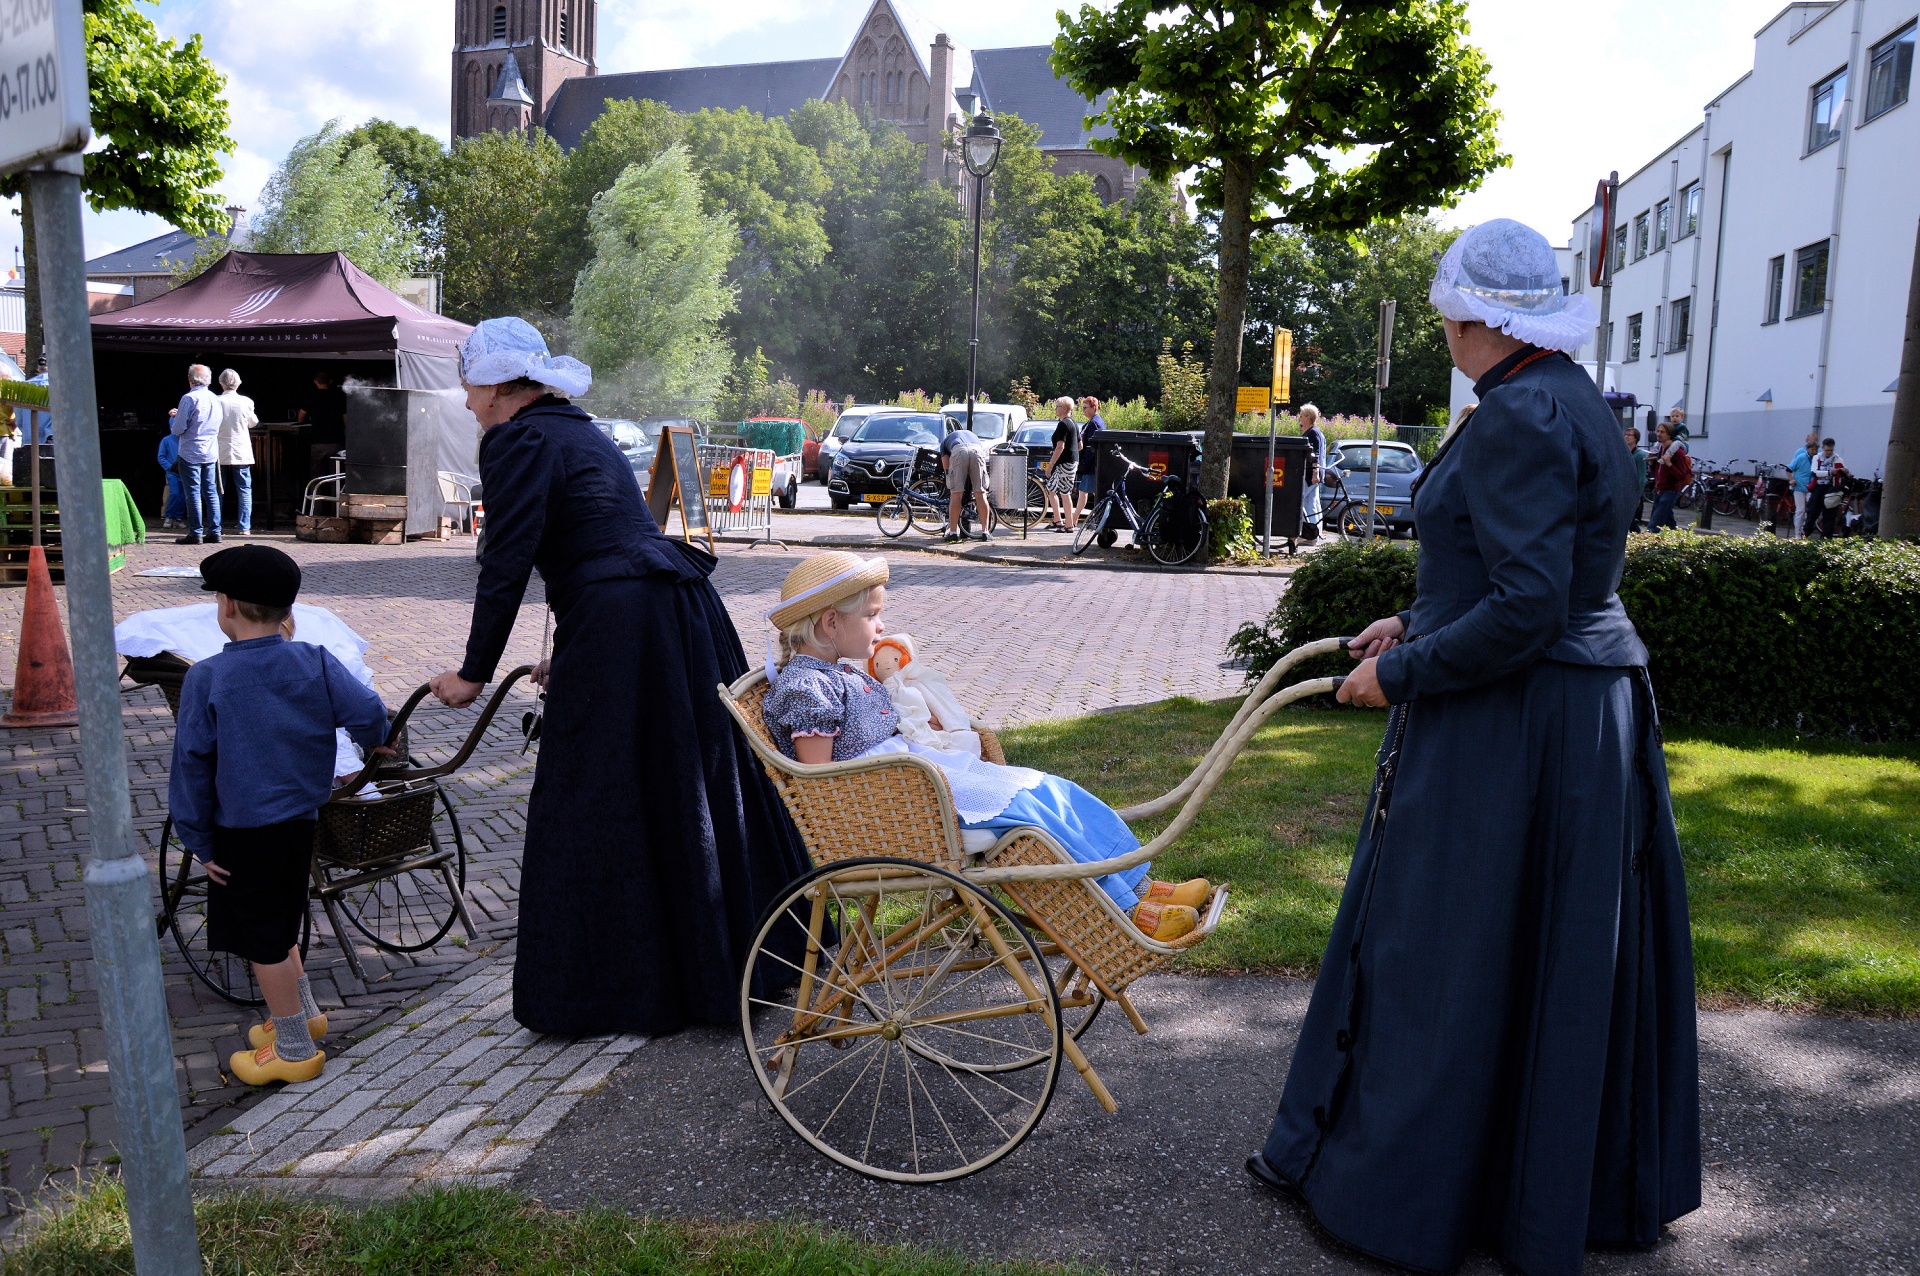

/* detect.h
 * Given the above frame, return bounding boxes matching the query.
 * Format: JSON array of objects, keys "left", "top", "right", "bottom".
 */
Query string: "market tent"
[{"left": 91, "top": 251, "right": 479, "bottom": 493}]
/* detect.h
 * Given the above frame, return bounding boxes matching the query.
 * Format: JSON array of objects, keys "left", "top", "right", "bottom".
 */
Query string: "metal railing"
[{"left": 696, "top": 443, "right": 778, "bottom": 541}]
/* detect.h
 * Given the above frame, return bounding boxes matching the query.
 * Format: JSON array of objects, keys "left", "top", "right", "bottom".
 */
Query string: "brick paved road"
[{"left": 0, "top": 533, "right": 1282, "bottom": 1221}]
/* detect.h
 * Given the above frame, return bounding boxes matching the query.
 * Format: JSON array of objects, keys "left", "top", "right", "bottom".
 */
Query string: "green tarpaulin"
[{"left": 102, "top": 479, "right": 144, "bottom": 547}]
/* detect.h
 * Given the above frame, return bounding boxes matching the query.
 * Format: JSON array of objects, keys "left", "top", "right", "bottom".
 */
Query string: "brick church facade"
[{"left": 451, "top": 0, "right": 1142, "bottom": 203}]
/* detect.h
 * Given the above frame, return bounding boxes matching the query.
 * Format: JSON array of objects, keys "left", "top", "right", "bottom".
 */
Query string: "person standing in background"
[
  {"left": 297, "top": 369, "right": 348, "bottom": 477},
  {"left": 1648, "top": 420, "right": 1689, "bottom": 531},
  {"left": 1624, "top": 425, "right": 1647, "bottom": 532},
  {"left": 1043, "top": 396, "right": 1081, "bottom": 533},
  {"left": 157, "top": 431, "right": 187, "bottom": 528},
  {"left": 217, "top": 369, "right": 259, "bottom": 537},
  {"left": 1787, "top": 432, "right": 1817, "bottom": 538},
  {"left": 171, "top": 364, "right": 224, "bottom": 545},
  {"left": 1073, "top": 396, "right": 1106, "bottom": 522},
  {"left": 1808, "top": 437, "right": 1847, "bottom": 538},
  {"left": 19, "top": 356, "right": 51, "bottom": 447},
  {"left": 1298, "top": 404, "right": 1327, "bottom": 538}
]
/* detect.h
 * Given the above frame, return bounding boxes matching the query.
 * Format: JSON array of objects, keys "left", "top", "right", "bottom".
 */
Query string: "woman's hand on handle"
[
  {"left": 530, "top": 659, "right": 551, "bottom": 689},
  {"left": 431, "top": 671, "right": 484, "bottom": 708},
  {"left": 1348, "top": 616, "right": 1405, "bottom": 662},
  {"left": 1337, "top": 658, "right": 1389, "bottom": 708}
]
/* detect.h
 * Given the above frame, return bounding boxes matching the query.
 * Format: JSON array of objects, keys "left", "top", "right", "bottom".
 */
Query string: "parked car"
[
  {"left": 593, "top": 415, "right": 706, "bottom": 495},
  {"left": 1323, "top": 439, "right": 1422, "bottom": 536},
  {"left": 938, "top": 401, "right": 1027, "bottom": 447},
  {"left": 826, "top": 411, "right": 950, "bottom": 508},
  {"left": 815, "top": 405, "right": 887, "bottom": 480}
]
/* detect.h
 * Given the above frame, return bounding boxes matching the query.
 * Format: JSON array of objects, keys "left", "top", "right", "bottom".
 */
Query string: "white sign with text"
[{"left": 0, "top": 0, "right": 87, "bottom": 174}]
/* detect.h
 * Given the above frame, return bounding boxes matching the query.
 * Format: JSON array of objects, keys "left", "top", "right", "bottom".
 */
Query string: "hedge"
[{"left": 1227, "top": 535, "right": 1920, "bottom": 740}]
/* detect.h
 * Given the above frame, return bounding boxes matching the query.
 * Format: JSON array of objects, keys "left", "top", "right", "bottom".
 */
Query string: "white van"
[{"left": 938, "top": 401, "right": 1028, "bottom": 447}]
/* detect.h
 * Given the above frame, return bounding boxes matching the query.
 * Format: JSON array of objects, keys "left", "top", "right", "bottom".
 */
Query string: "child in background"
[
  {"left": 169, "top": 545, "right": 391, "bottom": 1084},
  {"left": 156, "top": 431, "right": 186, "bottom": 528}
]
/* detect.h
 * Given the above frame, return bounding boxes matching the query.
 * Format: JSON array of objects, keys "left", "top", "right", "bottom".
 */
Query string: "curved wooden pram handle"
[{"left": 333, "top": 664, "right": 537, "bottom": 793}]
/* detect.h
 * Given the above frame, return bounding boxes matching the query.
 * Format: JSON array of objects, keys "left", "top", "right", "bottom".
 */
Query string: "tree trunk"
[
  {"left": 1882, "top": 215, "right": 1920, "bottom": 539},
  {"left": 1198, "top": 155, "right": 1255, "bottom": 500},
  {"left": 21, "top": 194, "right": 40, "bottom": 373}
]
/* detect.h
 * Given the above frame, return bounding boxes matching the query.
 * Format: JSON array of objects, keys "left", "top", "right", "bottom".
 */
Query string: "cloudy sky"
[{"left": 11, "top": 0, "right": 1785, "bottom": 268}]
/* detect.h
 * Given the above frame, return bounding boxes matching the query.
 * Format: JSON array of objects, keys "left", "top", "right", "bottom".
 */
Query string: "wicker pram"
[{"left": 718, "top": 637, "right": 1347, "bottom": 1182}]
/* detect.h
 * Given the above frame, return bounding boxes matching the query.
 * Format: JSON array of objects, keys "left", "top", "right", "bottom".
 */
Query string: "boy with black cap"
[{"left": 170, "top": 545, "right": 391, "bottom": 1084}]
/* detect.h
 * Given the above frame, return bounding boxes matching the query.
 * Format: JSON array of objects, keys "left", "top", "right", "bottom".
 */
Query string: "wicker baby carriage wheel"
[
  {"left": 741, "top": 857, "right": 1063, "bottom": 1183},
  {"left": 314, "top": 782, "right": 471, "bottom": 953},
  {"left": 155, "top": 816, "right": 310, "bottom": 1007}
]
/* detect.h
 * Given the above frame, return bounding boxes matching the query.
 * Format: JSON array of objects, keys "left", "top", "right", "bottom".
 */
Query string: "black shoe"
[
  {"left": 1245, "top": 1153, "right": 1304, "bottom": 1202},
  {"left": 205, "top": 533, "right": 222, "bottom": 544},
  {"left": 174, "top": 534, "right": 204, "bottom": 545},
  {"left": 944, "top": 531, "right": 962, "bottom": 543}
]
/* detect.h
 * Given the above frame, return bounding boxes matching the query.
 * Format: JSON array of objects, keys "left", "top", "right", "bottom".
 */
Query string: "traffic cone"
[{"left": 3, "top": 546, "right": 77, "bottom": 728}]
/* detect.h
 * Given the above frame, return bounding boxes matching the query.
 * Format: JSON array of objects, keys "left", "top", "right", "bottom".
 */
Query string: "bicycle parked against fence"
[{"left": 1071, "top": 449, "right": 1209, "bottom": 566}]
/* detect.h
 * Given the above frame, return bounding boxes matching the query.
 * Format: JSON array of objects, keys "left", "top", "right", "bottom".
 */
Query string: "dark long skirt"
[
  {"left": 512, "top": 572, "right": 813, "bottom": 1037},
  {"left": 1262, "top": 662, "right": 1700, "bottom": 1276}
]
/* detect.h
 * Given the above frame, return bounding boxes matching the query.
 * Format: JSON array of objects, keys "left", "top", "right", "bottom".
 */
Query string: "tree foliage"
[
  {"left": 339, "top": 119, "right": 447, "bottom": 240},
  {"left": 532, "top": 98, "right": 685, "bottom": 314},
  {"left": 570, "top": 145, "right": 738, "bottom": 417},
  {"left": 247, "top": 121, "right": 420, "bottom": 284},
  {"left": 1054, "top": 0, "right": 1504, "bottom": 495},
  {"left": 436, "top": 128, "right": 565, "bottom": 324}
]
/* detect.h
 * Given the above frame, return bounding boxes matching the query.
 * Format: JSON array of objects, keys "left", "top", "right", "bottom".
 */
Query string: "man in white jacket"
[{"left": 216, "top": 368, "right": 259, "bottom": 536}]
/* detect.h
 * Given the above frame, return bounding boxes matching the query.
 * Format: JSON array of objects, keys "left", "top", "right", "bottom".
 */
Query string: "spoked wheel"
[
  {"left": 1332, "top": 500, "right": 1370, "bottom": 541},
  {"left": 907, "top": 479, "right": 951, "bottom": 535},
  {"left": 875, "top": 493, "right": 913, "bottom": 538},
  {"left": 319, "top": 786, "right": 471, "bottom": 953},
  {"left": 156, "top": 816, "right": 307, "bottom": 1007},
  {"left": 741, "top": 857, "right": 1063, "bottom": 1183},
  {"left": 1071, "top": 502, "right": 1111, "bottom": 556},
  {"left": 1024, "top": 475, "right": 1047, "bottom": 528},
  {"left": 992, "top": 487, "right": 1033, "bottom": 535},
  {"left": 1145, "top": 505, "right": 1207, "bottom": 566}
]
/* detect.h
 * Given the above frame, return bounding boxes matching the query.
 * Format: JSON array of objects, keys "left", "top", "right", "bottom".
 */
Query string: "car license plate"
[
  {"left": 864, "top": 494, "right": 890, "bottom": 504},
  {"left": 1374, "top": 505, "right": 1395, "bottom": 516}
]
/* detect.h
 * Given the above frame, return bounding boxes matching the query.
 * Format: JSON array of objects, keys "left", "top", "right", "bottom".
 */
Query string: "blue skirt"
[{"left": 967, "top": 776, "right": 1147, "bottom": 908}]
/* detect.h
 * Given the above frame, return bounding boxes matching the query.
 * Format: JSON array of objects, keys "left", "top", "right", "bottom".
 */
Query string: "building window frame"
[
  {"left": 1807, "top": 66, "right": 1848, "bottom": 154},
  {"left": 1625, "top": 312, "right": 1643, "bottom": 363},
  {"left": 1633, "top": 211, "right": 1650, "bottom": 261},
  {"left": 1604, "top": 321, "right": 1614, "bottom": 363},
  {"left": 491, "top": 5, "right": 507, "bottom": 42},
  {"left": 1864, "top": 22, "right": 1915, "bottom": 122},
  {"left": 1668, "top": 296, "right": 1692, "bottom": 352},
  {"left": 1654, "top": 199, "right": 1670, "bottom": 252},
  {"left": 1679, "top": 182, "right": 1701, "bottom": 239},
  {"left": 1763, "top": 254, "right": 1785, "bottom": 324},
  {"left": 1790, "top": 240, "right": 1830, "bottom": 318},
  {"left": 1611, "top": 225, "right": 1628, "bottom": 273}
]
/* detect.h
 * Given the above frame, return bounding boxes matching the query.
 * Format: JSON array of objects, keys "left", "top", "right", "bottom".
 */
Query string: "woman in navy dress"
[
  {"left": 1247, "top": 222, "right": 1700, "bottom": 1276},
  {"left": 431, "top": 318, "right": 812, "bottom": 1037}
]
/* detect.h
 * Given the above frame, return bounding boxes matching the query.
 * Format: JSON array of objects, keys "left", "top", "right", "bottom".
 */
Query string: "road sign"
[
  {"left": 1588, "top": 175, "right": 1616, "bottom": 289},
  {"left": 0, "top": 1, "right": 91, "bottom": 175},
  {"left": 1271, "top": 328, "right": 1293, "bottom": 405},
  {"left": 1236, "top": 385, "right": 1270, "bottom": 413}
]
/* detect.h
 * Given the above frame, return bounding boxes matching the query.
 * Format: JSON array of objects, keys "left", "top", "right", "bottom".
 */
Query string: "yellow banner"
[
  {"left": 1272, "top": 327, "right": 1293, "bottom": 405},
  {"left": 1236, "top": 385, "right": 1271, "bottom": 414},
  {"left": 751, "top": 465, "right": 772, "bottom": 495},
  {"left": 708, "top": 466, "right": 730, "bottom": 497}
]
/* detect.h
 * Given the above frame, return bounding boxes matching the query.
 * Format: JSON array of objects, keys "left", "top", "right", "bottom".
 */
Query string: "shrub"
[
  {"left": 1155, "top": 338, "right": 1208, "bottom": 430},
  {"left": 889, "top": 389, "right": 943, "bottom": 412},
  {"left": 1005, "top": 376, "right": 1043, "bottom": 417},
  {"left": 1102, "top": 395, "right": 1158, "bottom": 430},
  {"left": 1226, "top": 533, "right": 1920, "bottom": 740},
  {"left": 1227, "top": 540, "right": 1417, "bottom": 683},
  {"left": 1206, "top": 496, "right": 1260, "bottom": 563}
]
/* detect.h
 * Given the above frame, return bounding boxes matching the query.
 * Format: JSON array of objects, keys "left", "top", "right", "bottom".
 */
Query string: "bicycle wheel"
[
  {"left": 875, "top": 494, "right": 913, "bottom": 538},
  {"left": 1332, "top": 500, "right": 1370, "bottom": 541},
  {"left": 323, "top": 787, "right": 469, "bottom": 954},
  {"left": 906, "top": 480, "right": 950, "bottom": 535},
  {"left": 992, "top": 481, "right": 1033, "bottom": 534},
  {"left": 157, "top": 816, "right": 308, "bottom": 1007},
  {"left": 1071, "top": 498, "right": 1112, "bottom": 555},
  {"left": 1147, "top": 503, "right": 1208, "bottom": 566}
]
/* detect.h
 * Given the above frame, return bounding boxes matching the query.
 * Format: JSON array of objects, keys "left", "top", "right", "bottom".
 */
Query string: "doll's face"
[{"left": 871, "top": 644, "right": 904, "bottom": 680}]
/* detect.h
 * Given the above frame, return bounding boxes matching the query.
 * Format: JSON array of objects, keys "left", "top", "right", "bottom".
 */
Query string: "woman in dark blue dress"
[
  {"left": 431, "top": 318, "right": 812, "bottom": 1037},
  {"left": 1248, "top": 222, "right": 1700, "bottom": 1276}
]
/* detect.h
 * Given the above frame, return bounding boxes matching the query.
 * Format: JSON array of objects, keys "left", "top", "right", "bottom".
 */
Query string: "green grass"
[
  {"left": 1001, "top": 700, "right": 1920, "bottom": 1015},
  {"left": 2, "top": 1181, "right": 1095, "bottom": 1276}
]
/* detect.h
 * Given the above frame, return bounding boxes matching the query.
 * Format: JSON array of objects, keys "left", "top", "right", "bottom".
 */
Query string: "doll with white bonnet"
[{"left": 867, "top": 634, "right": 980, "bottom": 759}]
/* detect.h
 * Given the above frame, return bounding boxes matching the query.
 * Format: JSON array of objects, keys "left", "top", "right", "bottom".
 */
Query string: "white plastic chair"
[{"left": 438, "top": 471, "right": 478, "bottom": 534}]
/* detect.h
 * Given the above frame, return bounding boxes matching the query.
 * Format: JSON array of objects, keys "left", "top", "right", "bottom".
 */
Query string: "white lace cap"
[
  {"left": 1429, "top": 219, "right": 1597, "bottom": 353},
  {"left": 460, "top": 316, "right": 593, "bottom": 397}
]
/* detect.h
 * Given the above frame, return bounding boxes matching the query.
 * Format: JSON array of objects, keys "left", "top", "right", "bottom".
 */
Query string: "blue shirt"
[
  {"left": 15, "top": 372, "right": 50, "bottom": 445},
  {"left": 168, "top": 636, "right": 390, "bottom": 860},
  {"left": 171, "top": 386, "right": 222, "bottom": 465},
  {"left": 940, "top": 428, "right": 982, "bottom": 456},
  {"left": 1788, "top": 447, "right": 1816, "bottom": 493}
]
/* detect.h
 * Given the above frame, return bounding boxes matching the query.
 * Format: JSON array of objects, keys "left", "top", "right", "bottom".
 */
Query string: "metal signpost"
[
  {"left": 1366, "top": 300, "right": 1395, "bottom": 540},
  {"left": 2, "top": 4, "right": 203, "bottom": 1271},
  {"left": 1589, "top": 172, "right": 1619, "bottom": 390},
  {"left": 1262, "top": 328, "right": 1292, "bottom": 556}
]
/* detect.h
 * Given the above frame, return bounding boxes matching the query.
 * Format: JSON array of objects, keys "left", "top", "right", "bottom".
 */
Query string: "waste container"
[
  {"left": 987, "top": 448, "right": 1027, "bottom": 502},
  {"left": 1092, "top": 431, "right": 1200, "bottom": 509},
  {"left": 1224, "top": 433, "right": 1311, "bottom": 546}
]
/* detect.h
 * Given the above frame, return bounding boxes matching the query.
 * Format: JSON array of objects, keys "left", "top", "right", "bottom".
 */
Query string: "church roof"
[
  {"left": 970, "top": 46, "right": 1112, "bottom": 149},
  {"left": 85, "top": 228, "right": 223, "bottom": 277},
  {"left": 545, "top": 57, "right": 842, "bottom": 147},
  {"left": 489, "top": 50, "right": 535, "bottom": 106}
]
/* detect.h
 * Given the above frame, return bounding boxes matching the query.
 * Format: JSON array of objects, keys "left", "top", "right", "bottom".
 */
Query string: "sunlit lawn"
[{"left": 1002, "top": 700, "right": 1920, "bottom": 1015}]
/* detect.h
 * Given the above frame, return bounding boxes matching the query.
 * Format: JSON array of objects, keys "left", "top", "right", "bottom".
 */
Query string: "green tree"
[
  {"left": 1054, "top": 0, "right": 1504, "bottom": 496},
  {"left": 436, "top": 128, "right": 565, "bottom": 324},
  {"left": 570, "top": 145, "right": 739, "bottom": 417},
  {"left": 248, "top": 121, "right": 421, "bottom": 283},
  {"left": 531, "top": 98, "right": 684, "bottom": 314},
  {"left": 339, "top": 119, "right": 447, "bottom": 239},
  {"left": 15, "top": 0, "right": 232, "bottom": 364}
]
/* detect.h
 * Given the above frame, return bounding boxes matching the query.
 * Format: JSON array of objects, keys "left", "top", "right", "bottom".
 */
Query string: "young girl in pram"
[{"left": 760, "top": 553, "right": 1206, "bottom": 932}]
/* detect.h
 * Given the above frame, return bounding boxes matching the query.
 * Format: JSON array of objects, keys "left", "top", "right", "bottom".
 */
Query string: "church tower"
[{"left": 452, "top": 0, "right": 597, "bottom": 140}]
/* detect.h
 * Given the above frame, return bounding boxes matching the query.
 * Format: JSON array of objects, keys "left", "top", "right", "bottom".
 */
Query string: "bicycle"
[
  {"left": 874, "top": 447, "right": 1019, "bottom": 539},
  {"left": 1070, "top": 449, "right": 1209, "bottom": 566},
  {"left": 1317, "top": 471, "right": 1379, "bottom": 542}
]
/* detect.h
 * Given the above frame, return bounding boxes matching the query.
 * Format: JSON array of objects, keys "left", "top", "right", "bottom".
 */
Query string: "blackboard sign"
[{"left": 646, "top": 425, "right": 714, "bottom": 552}]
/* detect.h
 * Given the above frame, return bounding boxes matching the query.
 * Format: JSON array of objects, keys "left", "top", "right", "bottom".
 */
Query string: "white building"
[{"left": 1564, "top": 0, "right": 1915, "bottom": 472}]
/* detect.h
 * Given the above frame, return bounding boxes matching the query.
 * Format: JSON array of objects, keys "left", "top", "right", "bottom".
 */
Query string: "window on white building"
[
  {"left": 1865, "top": 23, "right": 1915, "bottom": 122},
  {"left": 1807, "top": 67, "right": 1847, "bottom": 153},
  {"left": 1626, "top": 313, "right": 1643, "bottom": 362},
  {"left": 1764, "top": 255, "right": 1785, "bottom": 323},
  {"left": 1679, "top": 183, "right": 1701, "bottom": 239},
  {"left": 1668, "top": 296, "right": 1692, "bottom": 352},
  {"left": 1792, "top": 240, "right": 1830, "bottom": 316},
  {"left": 1573, "top": 252, "right": 1584, "bottom": 291},
  {"left": 1633, "top": 212, "right": 1650, "bottom": 261},
  {"left": 1612, "top": 226, "right": 1628, "bottom": 273},
  {"left": 1654, "top": 199, "right": 1670, "bottom": 252}
]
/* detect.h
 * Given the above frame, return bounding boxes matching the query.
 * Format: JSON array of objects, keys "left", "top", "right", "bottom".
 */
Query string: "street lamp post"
[{"left": 961, "top": 112, "right": 1002, "bottom": 429}]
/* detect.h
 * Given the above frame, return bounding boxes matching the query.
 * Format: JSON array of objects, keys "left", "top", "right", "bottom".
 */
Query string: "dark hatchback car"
[
  {"left": 1324, "top": 439, "right": 1423, "bottom": 536},
  {"left": 826, "top": 412, "right": 950, "bottom": 508}
]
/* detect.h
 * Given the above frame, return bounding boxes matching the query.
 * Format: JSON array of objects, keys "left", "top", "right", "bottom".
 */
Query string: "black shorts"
[{"left": 207, "top": 819, "right": 315, "bottom": 965}]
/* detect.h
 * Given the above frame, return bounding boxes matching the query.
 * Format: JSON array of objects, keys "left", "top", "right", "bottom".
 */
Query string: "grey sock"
[
  {"left": 272, "top": 1013, "right": 317, "bottom": 1061},
  {"left": 297, "top": 974, "right": 322, "bottom": 1023}
]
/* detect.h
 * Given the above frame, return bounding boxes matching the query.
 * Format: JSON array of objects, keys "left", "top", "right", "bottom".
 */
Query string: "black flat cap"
[{"left": 199, "top": 545, "right": 301, "bottom": 608}]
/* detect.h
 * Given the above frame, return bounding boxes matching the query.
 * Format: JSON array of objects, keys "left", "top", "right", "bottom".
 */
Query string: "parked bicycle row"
[{"left": 1628, "top": 417, "right": 1881, "bottom": 538}]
